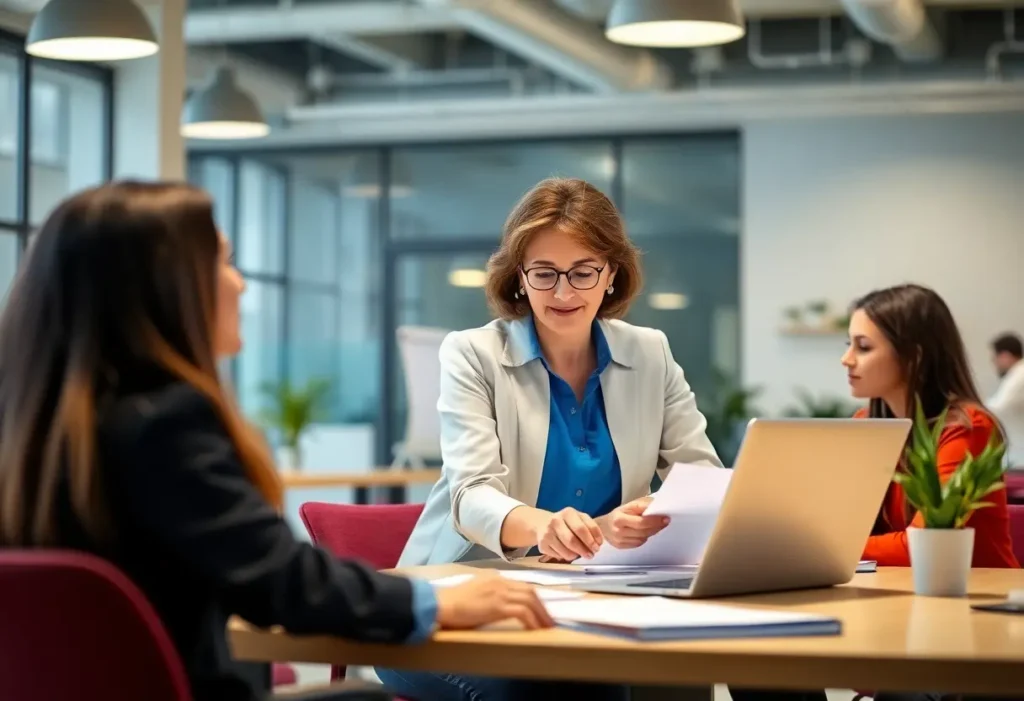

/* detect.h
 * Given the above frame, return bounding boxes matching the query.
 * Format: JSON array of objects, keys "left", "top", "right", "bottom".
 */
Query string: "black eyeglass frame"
[{"left": 519, "top": 264, "right": 607, "bottom": 292}]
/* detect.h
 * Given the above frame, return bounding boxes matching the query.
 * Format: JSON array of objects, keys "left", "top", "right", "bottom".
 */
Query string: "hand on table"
[
  {"left": 532, "top": 507, "right": 604, "bottom": 561},
  {"left": 596, "top": 496, "right": 670, "bottom": 549},
  {"left": 434, "top": 575, "right": 554, "bottom": 630}
]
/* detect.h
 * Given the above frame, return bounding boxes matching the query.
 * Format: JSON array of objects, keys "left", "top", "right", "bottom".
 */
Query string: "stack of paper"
[{"left": 545, "top": 596, "right": 842, "bottom": 641}]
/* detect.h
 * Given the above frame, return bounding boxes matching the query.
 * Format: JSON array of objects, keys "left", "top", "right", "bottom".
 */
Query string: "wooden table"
[
  {"left": 278, "top": 469, "right": 441, "bottom": 504},
  {"left": 230, "top": 562, "right": 1024, "bottom": 695}
]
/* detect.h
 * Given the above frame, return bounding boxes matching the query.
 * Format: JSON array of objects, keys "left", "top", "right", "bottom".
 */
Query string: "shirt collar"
[{"left": 502, "top": 315, "right": 628, "bottom": 370}]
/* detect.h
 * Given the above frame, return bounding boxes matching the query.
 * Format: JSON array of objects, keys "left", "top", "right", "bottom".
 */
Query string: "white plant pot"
[
  {"left": 278, "top": 446, "right": 301, "bottom": 471},
  {"left": 907, "top": 527, "right": 974, "bottom": 597}
]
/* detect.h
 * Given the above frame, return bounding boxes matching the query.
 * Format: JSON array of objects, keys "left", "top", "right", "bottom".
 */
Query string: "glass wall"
[
  {"left": 0, "top": 29, "right": 113, "bottom": 306},
  {"left": 188, "top": 132, "right": 740, "bottom": 464}
]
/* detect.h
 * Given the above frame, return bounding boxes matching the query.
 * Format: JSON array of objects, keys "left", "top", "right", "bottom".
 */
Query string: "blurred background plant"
[
  {"left": 783, "top": 387, "right": 861, "bottom": 418},
  {"left": 259, "top": 377, "right": 332, "bottom": 470},
  {"left": 703, "top": 367, "right": 763, "bottom": 467}
]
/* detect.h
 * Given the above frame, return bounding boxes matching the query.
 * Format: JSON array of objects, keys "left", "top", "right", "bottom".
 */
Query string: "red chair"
[
  {"left": 0, "top": 549, "right": 191, "bottom": 701},
  {"left": 1006, "top": 471, "right": 1024, "bottom": 505},
  {"left": 299, "top": 502, "right": 426, "bottom": 683},
  {"left": 273, "top": 662, "right": 298, "bottom": 686},
  {"left": 1009, "top": 504, "right": 1024, "bottom": 565}
]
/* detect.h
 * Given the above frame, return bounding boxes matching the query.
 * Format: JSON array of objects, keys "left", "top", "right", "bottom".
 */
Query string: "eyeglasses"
[{"left": 521, "top": 264, "right": 605, "bottom": 291}]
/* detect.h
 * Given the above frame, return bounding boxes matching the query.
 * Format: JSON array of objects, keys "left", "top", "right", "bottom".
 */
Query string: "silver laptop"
[{"left": 571, "top": 417, "right": 911, "bottom": 599}]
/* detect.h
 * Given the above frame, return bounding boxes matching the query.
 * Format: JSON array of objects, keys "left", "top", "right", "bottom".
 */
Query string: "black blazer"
[{"left": 63, "top": 379, "right": 416, "bottom": 701}]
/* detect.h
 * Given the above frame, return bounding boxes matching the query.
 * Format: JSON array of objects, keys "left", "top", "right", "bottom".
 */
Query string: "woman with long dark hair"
[
  {"left": 732, "top": 284, "right": 1019, "bottom": 701},
  {"left": 842, "top": 283, "right": 1018, "bottom": 568},
  {"left": 0, "top": 182, "right": 552, "bottom": 701}
]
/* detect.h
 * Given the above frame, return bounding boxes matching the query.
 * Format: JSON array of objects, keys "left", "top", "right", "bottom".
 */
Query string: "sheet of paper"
[
  {"left": 643, "top": 463, "right": 734, "bottom": 516},
  {"left": 497, "top": 570, "right": 581, "bottom": 586},
  {"left": 576, "top": 463, "right": 732, "bottom": 567},
  {"left": 427, "top": 573, "right": 585, "bottom": 601},
  {"left": 429, "top": 574, "right": 474, "bottom": 587},
  {"left": 545, "top": 596, "right": 832, "bottom": 629}
]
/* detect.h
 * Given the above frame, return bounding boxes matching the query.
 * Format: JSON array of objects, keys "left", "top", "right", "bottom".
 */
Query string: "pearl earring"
[{"left": 606, "top": 285, "right": 614, "bottom": 295}]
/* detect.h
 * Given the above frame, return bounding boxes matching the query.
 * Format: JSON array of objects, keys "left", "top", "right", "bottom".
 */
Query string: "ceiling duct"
[
  {"left": 554, "top": 0, "right": 615, "bottom": 22},
  {"left": 415, "top": 0, "right": 673, "bottom": 92},
  {"left": 839, "top": 0, "right": 942, "bottom": 62}
]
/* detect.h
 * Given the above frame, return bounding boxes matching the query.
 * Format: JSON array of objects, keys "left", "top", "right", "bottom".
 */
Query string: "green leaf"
[{"left": 891, "top": 396, "right": 1007, "bottom": 531}]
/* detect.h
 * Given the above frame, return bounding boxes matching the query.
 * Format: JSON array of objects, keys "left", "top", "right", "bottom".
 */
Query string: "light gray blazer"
[{"left": 397, "top": 316, "right": 723, "bottom": 567}]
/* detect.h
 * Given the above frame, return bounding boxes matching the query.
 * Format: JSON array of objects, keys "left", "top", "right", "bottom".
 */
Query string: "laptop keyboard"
[{"left": 628, "top": 576, "right": 695, "bottom": 589}]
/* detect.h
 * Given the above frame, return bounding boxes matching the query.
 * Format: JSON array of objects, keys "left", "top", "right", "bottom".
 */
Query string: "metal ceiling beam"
[
  {"left": 185, "top": 81, "right": 1024, "bottom": 149},
  {"left": 184, "top": 2, "right": 462, "bottom": 44}
]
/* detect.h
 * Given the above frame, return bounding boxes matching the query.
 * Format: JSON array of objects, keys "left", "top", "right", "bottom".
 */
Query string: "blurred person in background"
[{"left": 988, "top": 332, "right": 1024, "bottom": 467}]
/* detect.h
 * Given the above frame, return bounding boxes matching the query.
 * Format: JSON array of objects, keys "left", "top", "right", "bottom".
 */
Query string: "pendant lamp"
[
  {"left": 182, "top": 67, "right": 270, "bottom": 140},
  {"left": 27, "top": 0, "right": 158, "bottom": 61},
  {"left": 606, "top": 0, "right": 746, "bottom": 48}
]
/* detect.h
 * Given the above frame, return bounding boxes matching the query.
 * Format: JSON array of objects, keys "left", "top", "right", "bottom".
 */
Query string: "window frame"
[
  {"left": 0, "top": 27, "right": 114, "bottom": 255},
  {"left": 189, "top": 132, "right": 742, "bottom": 474}
]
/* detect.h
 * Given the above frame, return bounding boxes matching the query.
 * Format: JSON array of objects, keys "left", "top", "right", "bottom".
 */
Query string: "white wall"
[{"left": 743, "top": 113, "right": 1024, "bottom": 415}]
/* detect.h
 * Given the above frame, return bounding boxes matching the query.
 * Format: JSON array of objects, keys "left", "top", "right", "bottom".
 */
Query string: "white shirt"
[{"left": 988, "top": 359, "right": 1024, "bottom": 467}]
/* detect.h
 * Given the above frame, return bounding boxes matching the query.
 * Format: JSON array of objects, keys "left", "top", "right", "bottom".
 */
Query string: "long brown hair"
[
  {"left": 853, "top": 284, "right": 996, "bottom": 531},
  {"left": 485, "top": 177, "right": 643, "bottom": 320},
  {"left": 0, "top": 181, "right": 282, "bottom": 548}
]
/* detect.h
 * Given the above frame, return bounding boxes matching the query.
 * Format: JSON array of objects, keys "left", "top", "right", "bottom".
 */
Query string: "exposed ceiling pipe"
[
  {"left": 554, "top": 0, "right": 616, "bottom": 22},
  {"left": 184, "top": 2, "right": 462, "bottom": 44},
  {"left": 414, "top": 0, "right": 674, "bottom": 92},
  {"left": 985, "top": 7, "right": 1023, "bottom": 80},
  {"left": 839, "top": 0, "right": 942, "bottom": 62},
  {"left": 747, "top": 17, "right": 864, "bottom": 69},
  {"left": 310, "top": 66, "right": 528, "bottom": 93}
]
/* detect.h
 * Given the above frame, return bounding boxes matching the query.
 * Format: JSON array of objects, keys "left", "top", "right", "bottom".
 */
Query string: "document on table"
[
  {"left": 544, "top": 596, "right": 841, "bottom": 641},
  {"left": 575, "top": 463, "right": 733, "bottom": 568},
  {"left": 427, "top": 573, "right": 586, "bottom": 600}
]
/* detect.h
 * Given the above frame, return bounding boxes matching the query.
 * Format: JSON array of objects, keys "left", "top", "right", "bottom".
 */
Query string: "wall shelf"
[{"left": 779, "top": 325, "right": 847, "bottom": 337}]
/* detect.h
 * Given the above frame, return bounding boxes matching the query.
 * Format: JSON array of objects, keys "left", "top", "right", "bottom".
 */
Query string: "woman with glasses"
[{"left": 375, "top": 177, "right": 722, "bottom": 701}]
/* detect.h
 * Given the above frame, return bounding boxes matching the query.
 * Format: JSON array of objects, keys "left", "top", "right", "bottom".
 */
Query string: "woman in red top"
[
  {"left": 842, "top": 283, "right": 1019, "bottom": 569},
  {"left": 732, "top": 285, "right": 1019, "bottom": 701}
]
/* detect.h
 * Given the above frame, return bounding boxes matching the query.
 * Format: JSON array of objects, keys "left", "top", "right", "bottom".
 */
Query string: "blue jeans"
[{"left": 375, "top": 667, "right": 631, "bottom": 701}]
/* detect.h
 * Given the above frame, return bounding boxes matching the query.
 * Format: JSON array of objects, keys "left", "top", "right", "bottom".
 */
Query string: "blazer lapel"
[
  {"left": 601, "top": 363, "right": 644, "bottom": 501},
  {"left": 597, "top": 320, "right": 645, "bottom": 501},
  {"left": 512, "top": 362, "right": 549, "bottom": 507},
  {"left": 502, "top": 317, "right": 550, "bottom": 508}
]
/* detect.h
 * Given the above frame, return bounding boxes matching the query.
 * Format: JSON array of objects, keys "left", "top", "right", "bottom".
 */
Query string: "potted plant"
[
  {"left": 703, "top": 367, "right": 762, "bottom": 467},
  {"left": 896, "top": 398, "right": 1007, "bottom": 597},
  {"left": 805, "top": 299, "right": 830, "bottom": 329},
  {"left": 783, "top": 388, "right": 859, "bottom": 418},
  {"left": 259, "top": 378, "right": 332, "bottom": 471},
  {"left": 783, "top": 306, "right": 804, "bottom": 330}
]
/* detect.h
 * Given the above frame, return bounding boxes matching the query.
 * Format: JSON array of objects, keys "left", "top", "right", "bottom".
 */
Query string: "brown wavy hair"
[
  {"left": 0, "top": 181, "right": 282, "bottom": 548},
  {"left": 485, "top": 177, "right": 643, "bottom": 320}
]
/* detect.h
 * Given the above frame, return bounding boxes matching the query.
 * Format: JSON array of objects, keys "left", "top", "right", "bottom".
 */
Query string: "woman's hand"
[
  {"left": 596, "top": 497, "right": 670, "bottom": 549},
  {"left": 531, "top": 507, "right": 604, "bottom": 561},
  {"left": 434, "top": 575, "right": 555, "bottom": 631}
]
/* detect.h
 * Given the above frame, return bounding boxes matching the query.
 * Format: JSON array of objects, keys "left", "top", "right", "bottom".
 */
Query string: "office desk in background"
[
  {"left": 230, "top": 564, "right": 1024, "bottom": 696},
  {"left": 278, "top": 468, "right": 442, "bottom": 504}
]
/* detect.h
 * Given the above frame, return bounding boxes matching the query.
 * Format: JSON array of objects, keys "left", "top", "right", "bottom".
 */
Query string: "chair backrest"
[
  {"left": 1005, "top": 471, "right": 1024, "bottom": 504},
  {"left": 299, "top": 502, "right": 425, "bottom": 570},
  {"left": 395, "top": 325, "right": 450, "bottom": 464},
  {"left": 299, "top": 502, "right": 425, "bottom": 682},
  {"left": 0, "top": 550, "right": 191, "bottom": 701},
  {"left": 1008, "top": 504, "right": 1024, "bottom": 565}
]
